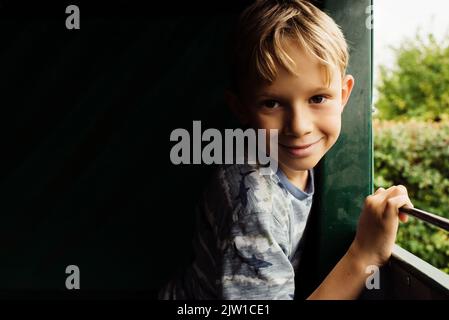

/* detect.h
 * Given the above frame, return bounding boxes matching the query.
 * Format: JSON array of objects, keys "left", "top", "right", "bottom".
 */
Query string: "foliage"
[
  {"left": 374, "top": 119, "right": 449, "bottom": 273},
  {"left": 376, "top": 34, "right": 449, "bottom": 121}
]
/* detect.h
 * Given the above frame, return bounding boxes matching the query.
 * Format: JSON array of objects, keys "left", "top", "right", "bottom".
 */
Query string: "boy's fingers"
[
  {"left": 371, "top": 185, "right": 406, "bottom": 212},
  {"left": 385, "top": 185, "right": 408, "bottom": 197},
  {"left": 373, "top": 185, "right": 405, "bottom": 201},
  {"left": 369, "top": 186, "right": 413, "bottom": 219},
  {"left": 376, "top": 185, "right": 410, "bottom": 209},
  {"left": 399, "top": 212, "right": 409, "bottom": 223},
  {"left": 370, "top": 187, "right": 389, "bottom": 205},
  {"left": 384, "top": 195, "right": 412, "bottom": 219},
  {"left": 398, "top": 199, "right": 414, "bottom": 223},
  {"left": 374, "top": 187, "right": 385, "bottom": 195}
]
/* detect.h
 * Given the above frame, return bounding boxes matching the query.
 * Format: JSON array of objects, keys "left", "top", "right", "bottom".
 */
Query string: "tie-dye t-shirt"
[{"left": 159, "top": 163, "right": 314, "bottom": 300}]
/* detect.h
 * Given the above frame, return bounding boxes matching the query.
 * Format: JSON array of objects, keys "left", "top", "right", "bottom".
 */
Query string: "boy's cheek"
[{"left": 320, "top": 113, "right": 342, "bottom": 133}]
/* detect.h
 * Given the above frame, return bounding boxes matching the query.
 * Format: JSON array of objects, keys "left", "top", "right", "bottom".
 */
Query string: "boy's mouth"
[{"left": 279, "top": 137, "right": 323, "bottom": 157}]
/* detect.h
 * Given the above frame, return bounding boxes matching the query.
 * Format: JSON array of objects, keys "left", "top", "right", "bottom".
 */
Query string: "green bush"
[
  {"left": 374, "top": 119, "right": 449, "bottom": 273},
  {"left": 376, "top": 34, "right": 449, "bottom": 121}
]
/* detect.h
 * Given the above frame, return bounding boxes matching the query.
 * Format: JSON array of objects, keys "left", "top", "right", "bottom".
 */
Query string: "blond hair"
[{"left": 230, "top": 0, "right": 349, "bottom": 94}]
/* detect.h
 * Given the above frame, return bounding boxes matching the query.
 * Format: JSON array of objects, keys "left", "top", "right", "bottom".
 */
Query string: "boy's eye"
[
  {"left": 309, "top": 95, "right": 327, "bottom": 104},
  {"left": 261, "top": 100, "right": 280, "bottom": 109}
]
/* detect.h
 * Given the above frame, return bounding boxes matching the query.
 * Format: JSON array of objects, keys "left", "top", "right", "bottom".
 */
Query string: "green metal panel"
[{"left": 312, "top": 0, "right": 373, "bottom": 283}]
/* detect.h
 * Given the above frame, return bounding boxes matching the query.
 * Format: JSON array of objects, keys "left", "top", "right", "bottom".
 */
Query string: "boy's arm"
[
  {"left": 308, "top": 185, "right": 413, "bottom": 300},
  {"left": 306, "top": 242, "right": 373, "bottom": 299}
]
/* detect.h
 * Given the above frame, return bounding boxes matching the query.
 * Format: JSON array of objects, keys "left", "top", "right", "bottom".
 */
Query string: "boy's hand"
[{"left": 350, "top": 185, "right": 414, "bottom": 267}]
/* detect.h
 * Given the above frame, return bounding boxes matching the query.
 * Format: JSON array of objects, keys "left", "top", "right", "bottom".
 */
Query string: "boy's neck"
[{"left": 278, "top": 164, "right": 309, "bottom": 192}]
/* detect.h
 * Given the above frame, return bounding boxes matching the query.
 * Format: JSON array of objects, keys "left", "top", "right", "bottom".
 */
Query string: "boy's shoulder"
[
  {"left": 205, "top": 163, "right": 313, "bottom": 221},
  {"left": 217, "top": 163, "right": 274, "bottom": 184},
  {"left": 204, "top": 163, "right": 288, "bottom": 218},
  {"left": 214, "top": 163, "right": 277, "bottom": 197}
]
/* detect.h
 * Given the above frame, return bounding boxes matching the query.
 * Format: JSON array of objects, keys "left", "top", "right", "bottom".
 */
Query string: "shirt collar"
[{"left": 275, "top": 167, "right": 315, "bottom": 200}]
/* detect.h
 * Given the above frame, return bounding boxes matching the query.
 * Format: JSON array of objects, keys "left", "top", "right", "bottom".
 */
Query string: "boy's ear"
[
  {"left": 224, "top": 89, "right": 249, "bottom": 125},
  {"left": 341, "top": 74, "right": 355, "bottom": 110}
]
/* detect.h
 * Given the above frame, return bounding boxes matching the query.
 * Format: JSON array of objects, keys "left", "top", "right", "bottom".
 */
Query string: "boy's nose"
[{"left": 284, "top": 106, "right": 313, "bottom": 137}]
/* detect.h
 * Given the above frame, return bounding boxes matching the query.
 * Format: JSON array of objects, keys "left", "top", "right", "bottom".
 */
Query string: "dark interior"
[{"left": 0, "top": 0, "right": 328, "bottom": 298}]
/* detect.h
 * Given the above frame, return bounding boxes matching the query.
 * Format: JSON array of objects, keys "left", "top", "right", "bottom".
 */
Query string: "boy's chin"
[{"left": 278, "top": 157, "right": 318, "bottom": 172}]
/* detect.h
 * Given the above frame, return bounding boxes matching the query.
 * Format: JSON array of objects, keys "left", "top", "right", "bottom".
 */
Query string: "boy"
[{"left": 160, "top": 0, "right": 413, "bottom": 299}]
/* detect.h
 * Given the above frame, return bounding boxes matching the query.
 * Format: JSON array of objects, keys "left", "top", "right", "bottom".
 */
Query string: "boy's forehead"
[
  {"left": 254, "top": 40, "right": 338, "bottom": 94},
  {"left": 240, "top": 39, "right": 342, "bottom": 99},
  {"left": 253, "top": 65, "right": 338, "bottom": 98}
]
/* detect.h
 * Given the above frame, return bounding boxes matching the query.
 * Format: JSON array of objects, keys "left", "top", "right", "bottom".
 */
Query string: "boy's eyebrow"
[
  {"left": 311, "top": 86, "right": 333, "bottom": 92},
  {"left": 256, "top": 86, "right": 333, "bottom": 98}
]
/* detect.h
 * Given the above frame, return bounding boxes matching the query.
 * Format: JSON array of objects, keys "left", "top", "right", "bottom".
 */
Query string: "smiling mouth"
[
  {"left": 280, "top": 137, "right": 323, "bottom": 149},
  {"left": 278, "top": 137, "right": 323, "bottom": 158}
]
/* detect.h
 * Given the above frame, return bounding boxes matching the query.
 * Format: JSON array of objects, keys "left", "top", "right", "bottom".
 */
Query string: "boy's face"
[{"left": 231, "top": 40, "right": 354, "bottom": 175}]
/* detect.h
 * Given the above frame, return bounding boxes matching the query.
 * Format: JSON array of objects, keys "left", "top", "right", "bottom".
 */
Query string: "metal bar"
[{"left": 399, "top": 207, "right": 449, "bottom": 232}]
